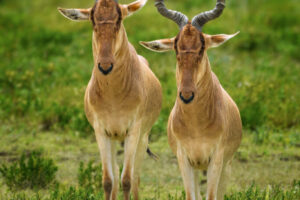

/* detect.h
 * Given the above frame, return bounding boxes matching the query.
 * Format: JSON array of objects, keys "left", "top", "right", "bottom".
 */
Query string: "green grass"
[
  {"left": 7, "top": 181, "right": 300, "bottom": 200},
  {"left": 0, "top": 151, "right": 58, "bottom": 190},
  {"left": 224, "top": 181, "right": 300, "bottom": 200},
  {"left": 0, "top": 0, "right": 299, "bottom": 199},
  {"left": 0, "top": 129, "right": 299, "bottom": 199}
]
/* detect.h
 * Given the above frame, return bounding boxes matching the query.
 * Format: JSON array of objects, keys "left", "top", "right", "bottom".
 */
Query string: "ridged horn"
[
  {"left": 95, "top": 0, "right": 118, "bottom": 3},
  {"left": 191, "top": 0, "right": 226, "bottom": 31},
  {"left": 155, "top": 0, "right": 188, "bottom": 29}
]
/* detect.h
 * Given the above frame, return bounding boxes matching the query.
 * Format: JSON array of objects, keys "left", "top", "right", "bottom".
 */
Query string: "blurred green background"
[{"left": 0, "top": 0, "right": 299, "bottom": 199}]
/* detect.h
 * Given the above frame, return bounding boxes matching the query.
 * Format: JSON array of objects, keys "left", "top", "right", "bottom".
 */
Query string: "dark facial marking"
[
  {"left": 198, "top": 32, "right": 205, "bottom": 58},
  {"left": 180, "top": 92, "right": 195, "bottom": 104},
  {"left": 174, "top": 35, "right": 179, "bottom": 55},
  {"left": 98, "top": 63, "right": 114, "bottom": 75}
]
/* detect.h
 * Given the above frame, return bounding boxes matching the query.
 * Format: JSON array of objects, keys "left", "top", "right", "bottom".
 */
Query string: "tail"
[
  {"left": 146, "top": 147, "right": 159, "bottom": 161},
  {"left": 118, "top": 143, "right": 159, "bottom": 161}
]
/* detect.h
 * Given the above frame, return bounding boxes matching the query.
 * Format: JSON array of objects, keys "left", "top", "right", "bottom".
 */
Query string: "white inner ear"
[
  {"left": 58, "top": 8, "right": 90, "bottom": 21},
  {"left": 127, "top": 0, "right": 148, "bottom": 16},
  {"left": 210, "top": 31, "right": 240, "bottom": 48},
  {"left": 140, "top": 41, "right": 173, "bottom": 52}
]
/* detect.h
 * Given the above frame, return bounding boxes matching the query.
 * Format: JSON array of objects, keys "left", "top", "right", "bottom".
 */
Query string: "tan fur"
[
  {"left": 169, "top": 25, "right": 242, "bottom": 200},
  {"left": 87, "top": 11, "right": 161, "bottom": 200},
  {"left": 141, "top": 24, "right": 242, "bottom": 200},
  {"left": 58, "top": 1, "right": 161, "bottom": 200}
]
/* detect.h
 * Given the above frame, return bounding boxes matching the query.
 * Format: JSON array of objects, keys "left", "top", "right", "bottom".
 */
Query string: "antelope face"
[
  {"left": 174, "top": 24, "right": 205, "bottom": 104},
  {"left": 58, "top": 0, "right": 148, "bottom": 76},
  {"left": 140, "top": 0, "right": 239, "bottom": 104},
  {"left": 91, "top": 0, "right": 121, "bottom": 75}
]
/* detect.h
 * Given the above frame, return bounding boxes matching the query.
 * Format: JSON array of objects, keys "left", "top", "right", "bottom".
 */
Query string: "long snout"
[
  {"left": 95, "top": 33, "right": 115, "bottom": 76},
  {"left": 178, "top": 69, "right": 196, "bottom": 104},
  {"left": 97, "top": 51, "right": 115, "bottom": 76}
]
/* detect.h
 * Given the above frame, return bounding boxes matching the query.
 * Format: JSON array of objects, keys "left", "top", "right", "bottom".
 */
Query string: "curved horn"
[
  {"left": 155, "top": 0, "right": 188, "bottom": 29},
  {"left": 95, "top": 0, "right": 118, "bottom": 3},
  {"left": 191, "top": 0, "right": 225, "bottom": 31}
]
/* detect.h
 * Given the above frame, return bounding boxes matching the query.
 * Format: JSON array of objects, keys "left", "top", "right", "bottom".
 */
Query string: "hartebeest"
[
  {"left": 140, "top": 0, "right": 242, "bottom": 199},
  {"left": 58, "top": 0, "right": 162, "bottom": 199}
]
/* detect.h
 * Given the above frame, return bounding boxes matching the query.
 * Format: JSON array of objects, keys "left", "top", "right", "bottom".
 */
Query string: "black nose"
[
  {"left": 179, "top": 92, "right": 195, "bottom": 104},
  {"left": 98, "top": 63, "right": 113, "bottom": 75}
]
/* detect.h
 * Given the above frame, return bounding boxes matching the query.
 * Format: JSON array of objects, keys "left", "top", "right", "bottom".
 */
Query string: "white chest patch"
[{"left": 93, "top": 110, "right": 137, "bottom": 141}]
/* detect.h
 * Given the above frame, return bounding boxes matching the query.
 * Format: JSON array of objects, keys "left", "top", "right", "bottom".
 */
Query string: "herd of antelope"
[{"left": 58, "top": 0, "right": 242, "bottom": 199}]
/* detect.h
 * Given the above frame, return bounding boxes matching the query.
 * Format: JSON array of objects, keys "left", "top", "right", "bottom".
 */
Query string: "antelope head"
[
  {"left": 58, "top": 0, "right": 148, "bottom": 75},
  {"left": 140, "top": 0, "right": 239, "bottom": 104}
]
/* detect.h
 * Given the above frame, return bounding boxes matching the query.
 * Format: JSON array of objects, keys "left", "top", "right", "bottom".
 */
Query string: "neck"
[{"left": 195, "top": 54, "right": 215, "bottom": 106}]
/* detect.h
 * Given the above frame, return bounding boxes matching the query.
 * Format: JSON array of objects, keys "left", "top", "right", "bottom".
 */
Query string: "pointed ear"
[
  {"left": 205, "top": 31, "right": 240, "bottom": 49},
  {"left": 121, "top": 0, "right": 147, "bottom": 18},
  {"left": 139, "top": 38, "right": 175, "bottom": 52},
  {"left": 58, "top": 7, "right": 91, "bottom": 21}
]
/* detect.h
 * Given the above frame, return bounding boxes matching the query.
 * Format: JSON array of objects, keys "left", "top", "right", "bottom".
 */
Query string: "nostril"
[
  {"left": 98, "top": 63, "right": 114, "bottom": 75},
  {"left": 180, "top": 92, "right": 194, "bottom": 99},
  {"left": 179, "top": 92, "right": 195, "bottom": 104}
]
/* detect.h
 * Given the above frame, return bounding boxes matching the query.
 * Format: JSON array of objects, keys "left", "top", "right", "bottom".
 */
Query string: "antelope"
[
  {"left": 58, "top": 0, "right": 162, "bottom": 199},
  {"left": 140, "top": 0, "right": 242, "bottom": 199}
]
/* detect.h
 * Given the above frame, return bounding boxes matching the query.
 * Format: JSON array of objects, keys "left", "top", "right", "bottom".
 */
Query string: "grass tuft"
[
  {"left": 77, "top": 161, "right": 102, "bottom": 192},
  {"left": 0, "top": 151, "right": 58, "bottom": 190}
]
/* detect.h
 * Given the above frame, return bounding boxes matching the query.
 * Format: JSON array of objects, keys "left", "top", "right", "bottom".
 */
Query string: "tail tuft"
[{"left": 146, "top": 147, "right": 159, "bottom": 161}]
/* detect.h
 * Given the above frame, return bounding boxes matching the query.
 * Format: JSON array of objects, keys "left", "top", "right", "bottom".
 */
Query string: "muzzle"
[
  {"left": 98, "top": 63, "right": 113, "bottom": 75},
  {"left": 179, "top": 92, "right": 195, "bottom": 104}
]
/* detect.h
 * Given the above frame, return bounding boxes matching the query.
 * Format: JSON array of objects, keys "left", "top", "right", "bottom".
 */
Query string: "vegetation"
[
  {"left": 77, "top": 161, "right": 102, "bottom": 192},
  {"left": 0, "top": 0, "right": 299, "bottom": 199},
  {"left": 3, "top": 159, "right": 299, "bottom": 200},
  {"left": 224, "top": 181, "right": 300, "bottom": 200},
  {"left": 0, "top": 151, "right": 57, "bottom": 190}
]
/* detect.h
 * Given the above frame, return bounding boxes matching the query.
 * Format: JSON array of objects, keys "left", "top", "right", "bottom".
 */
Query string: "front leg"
[
  {"left": 131, "top": 133, "right": 148, "bottom": 200},
  {"left": 177, "top": 146, "right": 197, "bottom": 200},
  {"left": 121, "top": 123, "right": 141, "bottom": 200},
  {"left": 194, "top": 169, "right": 202, "bottom": 200},
  {"left": 95, "top": 130, "right": 116, "bottom": 200},
  {"left": 206, "top": 151, "right": 224, "bottom": 200},
  {"left": 217, "top": 160, "right": 231, "bottom": 200},
  {"left": 111, "top": 141, "right": 119, "bottom": 200}
]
